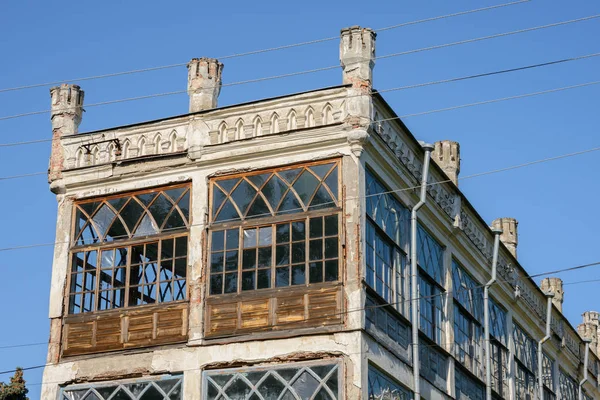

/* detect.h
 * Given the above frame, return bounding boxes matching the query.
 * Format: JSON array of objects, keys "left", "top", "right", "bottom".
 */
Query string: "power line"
[
  {"left": 2, "top": 12, "right": 598, "bottom": 124},
  {"left": 4, "top": 260, "right": 600, "bottom": 378},
  {"left": 0, "top": 342, "right": 46, "bottom": 350},
  {"left": 0, "top": 143, "right": 598, "bottom": 252},
  {"left": 563, "top": 278, "right": 600, "bottom": 286},
  {"left": 0, "top": 172, "right": 46, "bottom": 181},
  {"left": 0, "top": 1, "right": 531, "bottom": 94},
  {"left": 389, "top": 80, "right": 600, "bottom": 120},
  {"left": 3, "top": 49, "right": 600, "bottom": 149}
]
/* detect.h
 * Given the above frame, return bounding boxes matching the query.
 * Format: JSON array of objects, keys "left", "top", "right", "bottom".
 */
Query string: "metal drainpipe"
[
  {"left": 537, "top": 292, "right": 554, "bottom": 400},
  {"left": 484, "top": 228, "right": 502, "bottom": 400},
  {"left": 579, "top": 338, "right": 592, "bottom": 400},
  {"left": 410, "top": 143, "right": 433, "bottom": 400}
]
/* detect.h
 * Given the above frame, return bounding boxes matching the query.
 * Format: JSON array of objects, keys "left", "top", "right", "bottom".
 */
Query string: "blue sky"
[{"left": 1, "top": 0, "right": 599, "bottom": 397}]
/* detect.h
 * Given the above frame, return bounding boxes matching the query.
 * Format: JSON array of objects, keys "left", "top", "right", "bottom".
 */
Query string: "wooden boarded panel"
[
  {"left": 156, "top": 308, "right": 186, "bottom": 338},
  {"left": 63, "top": 321, "right": 94, "bottom": 356},
  {"left": 240, "top": 299, "right": 270, "bottom": 330},
  {"left": 208, "top": 302, "right": 238, "bottom": 335},
  {"left": 94, "top": 314, "right": 122, "bottom": 351},
  {"left": 62, "top": 303, "right": 188, "bottom": 358},
  {"left": 126, "top": 313, "right": 154, "bottom": 345},
  {"left": 205, "top": 285, "right": 343, "bottom": 338},
  {"left": 307, "top": 288, "right": 341, "bottom": 326},
  {"left": 275, "top": 294, "right": 305, "bottom": 325}
]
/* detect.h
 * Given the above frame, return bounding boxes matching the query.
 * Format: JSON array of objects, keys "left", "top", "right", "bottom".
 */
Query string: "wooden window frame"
[
  {"left": 207, "top": 159, "right": 343, "bottom": 298},
  {"left": 65, "top": 183, "right": 191, "bottom": 316}
]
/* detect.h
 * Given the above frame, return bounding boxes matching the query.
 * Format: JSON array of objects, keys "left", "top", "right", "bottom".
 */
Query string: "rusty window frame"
[
  {"left": 66, "top": 183, "right": 191, "bottom": 315},
  {"left": 60, "top": 374, "right": 183, "bottom": 399},
  {"left": 203, "top": 359, "right": 342, "bottom": 399},
  {"left": 207, "top": 159, "right": 342, "bottom": 297}
]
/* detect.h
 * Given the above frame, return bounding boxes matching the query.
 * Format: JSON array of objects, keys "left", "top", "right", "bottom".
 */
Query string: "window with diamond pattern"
[
  {"left": 203, "top": 361, "right": 340, "bottom": 399},
  {"left": 62, "top": 376, "right": 182, "bottom": 399},
  {"left": 67, "top": 184, "right": 190, "bottom": 314},
  {"left": 208, "top": 160, "right": 340, "bottom": 295}
]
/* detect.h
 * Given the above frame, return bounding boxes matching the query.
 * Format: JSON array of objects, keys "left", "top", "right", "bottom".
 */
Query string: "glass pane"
[
  {"left": 225, "top": 251, "right": 238, "bottom": 271},
  {"left": 292, "top": 221, "right": 305, "bottom": 241},
  {"left": 324, "top": 215, "right": 338, "bottom": 236},
  {"left": 177, "top": 190, "right": 190, "bottom": 222},
  {"left": 278, "top": 191, "right": 302, "bottom": 214},
  {"left": 309, "top": 163, "right": 334, "bottom": 179},
  {"left": 292, "top": 170, "right": 319, "bottom": 205},
  {"left": 242, "top": 271, "right": 256, "bottom": 291},
  {"left": 292, "top": 265, "right": 305, "bottom": 285},
  {"left": 325, "top": 260, "right": 338, "bottom": 282},
  {"left": 121, "top": 199, "right": 145, "bottom": 234},
  {"left": 246, "top": 196, "right": 271, "bottom": 219},
  {"left": 276, "top": 266, "right": 290, "bottom": 287},
  {"left": 163, "top": 211, "right": 185, "bottom": 231},
  {"left": 213, "top": 186, "right": 226, "bottom": 218},
  {"left": 248, "top": 173, "right": 271, "bottom": 189},
  {"left": 309, "top": 240, "right": 323, "bottom": 261},
  {"left": 161, "top": 238, "right": 175, "bottom": 259},
  {"left": 215, "top": 199, "right": 240, "bottom": 222},
  {"left": 276, "top": 223, "right": 290, "bottom": 243},
  {"left": 226, "top": 229, "right": 239, "bottom": 250},
  {"left": 310, "top": 262, "right": 323, "bottom": 283},
  {"left": 324, "top": 238, "right": 338, "bottom": 259},
  {"left": 324, "top": 167, "right": 338, "bottom": 199},
  {"left": 149, "top": 194, "right": 173, "bottom": 228},
  {"left": 243, "top": 249, "right": 257, "bottom": 269},
  {"left": 257, "top": 269, "right": 271, "bottom": 289},
  {"left": 210, "top": 275, "right": 223, "bottom": 295},
  {"left": 216, "top": 178, "right": 240, "bottom": 194},
  {"left": 309, "top": 217, "right": 323, "bottom": 238},
  {"left": 211, "top": 253, "right": 224, "bottom": 273},
  {"left": 134, "top": 213, "right": 159, "bottom": 237},
  {"left": 137, "top": 192, "right": 158, "bottom": 206},
  {"left": 258, "top": 227, "right": 272, "bottom": 246},
  {"left": 276, "top": 245, "right": 289, "bottom": 266},
  {"left": 92, "top": 204, "right": 116, "bottom": 240},
  {"left": 291, "top": 242, "right": 305, "bottom": 264},
  {"left": 106, "top": 217, "right": 128, "bottom": 241},
  {"left": 225, "top": 273, "right": 237, "bottom": 294},
  {"left": 243, "top": 228, "right": 257, "bottom": 248},
  {"left": 262, "top": 175, "right": 288, "bottom": 212},
  {"left": 278, "top": 168, "right": 302, "bottom": 184},
  {"left": 309, "top": 186, "right": 334, "bottom": 209},
  {"left": 258, "top": 248, "right": 272, "bottom": 268},
  {"left": 231, "top": 180, "right": 257, "bottom": 217}
]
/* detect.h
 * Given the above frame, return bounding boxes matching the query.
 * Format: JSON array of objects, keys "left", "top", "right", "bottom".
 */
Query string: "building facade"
[{"left": 42, "top": 26, "right": 599, "bottom": 400}]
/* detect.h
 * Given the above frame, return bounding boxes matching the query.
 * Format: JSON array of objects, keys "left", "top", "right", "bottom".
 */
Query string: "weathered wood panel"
[
  {"left": 62, "top": 302, "right": 188, "bottom": 357},
  {"left": 205, "top": 284, "right": 343, "bottom": 338}
]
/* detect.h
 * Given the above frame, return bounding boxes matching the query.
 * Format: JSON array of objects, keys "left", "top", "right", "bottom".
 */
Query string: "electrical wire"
[
  {"left": 2, "top": 13, "right": 599, "bottom": 123},
  {"left": 0, "top": 143, "right": 599, "bottom": 251},
  {"left": 3, "top": 49, "right": 600, "bottom": 148},
  {"left": 3, "top": 261, "right": 600, "bottom": 378},
  {"left": 0, "top": 1, "right": 531, "bottom": 94}
]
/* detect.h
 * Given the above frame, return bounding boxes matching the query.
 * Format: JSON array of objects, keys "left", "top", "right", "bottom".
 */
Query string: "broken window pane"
[
  {"left": 62, "top": 376, "right": 183, "bottom": 400},
  {"left": 204, "top": 362, "right": 339, "bottom": 400}
]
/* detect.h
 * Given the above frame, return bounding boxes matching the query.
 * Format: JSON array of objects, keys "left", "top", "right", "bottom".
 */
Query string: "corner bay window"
[
  {"left": 206, "top": 160, "right": 342, "bottom": 337},
  {"left": 63, "top": 184, "right": 190, "bottom": 356}
]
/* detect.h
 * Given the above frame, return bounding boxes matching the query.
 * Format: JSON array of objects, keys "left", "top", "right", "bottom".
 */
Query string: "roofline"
[
  {"left": 65, "top": 84, "right": 351, "bottom": 138},
  {"left": 371, "top": 91, "right": 584, "bottom": 344}
]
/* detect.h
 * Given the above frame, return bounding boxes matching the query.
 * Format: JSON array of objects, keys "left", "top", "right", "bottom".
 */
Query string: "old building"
[{"left": 42, "top": 26, "right": 599, "bottom": 400}]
